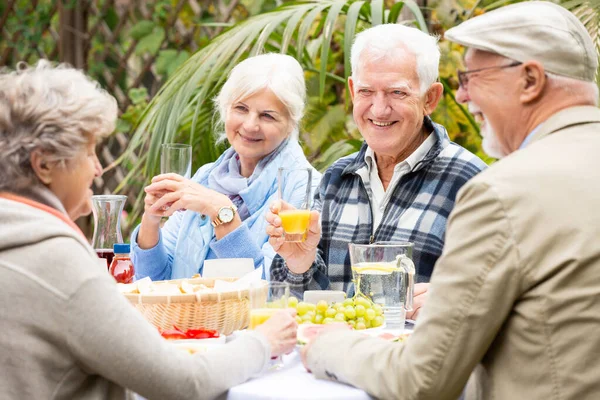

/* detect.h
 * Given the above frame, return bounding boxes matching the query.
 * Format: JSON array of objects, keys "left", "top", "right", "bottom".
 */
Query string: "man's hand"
[
  {"left": 406, "top": 283, "right": 429, "bottom": 320},
  {"left": 300, "top": 323, "right": 351, "bottom": 372},
  {"left": 265, "top": 200, "right": 321, "bottom": 274}
]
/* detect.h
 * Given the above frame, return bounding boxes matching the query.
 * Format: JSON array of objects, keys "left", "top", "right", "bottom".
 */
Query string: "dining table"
[
  {"left": 219, "top": 322, "right": 415, "bottom": 400},
  {"left": 219, "top": 349, "right": 373, "bottom": 400}
]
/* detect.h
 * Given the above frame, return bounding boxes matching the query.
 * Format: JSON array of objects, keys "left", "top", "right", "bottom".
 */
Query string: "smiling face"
[
  {"left": 349, "top": 48, "right": 437, "bottom": 161},
  {"left": 456, "top": 49, "right": 523, "bottom": 158},
  {"left": 225, "top": 88, "right": 291, "bottom": 177},
  {"left": 48, "top": 140, "right": 102, "bottom": 218}
]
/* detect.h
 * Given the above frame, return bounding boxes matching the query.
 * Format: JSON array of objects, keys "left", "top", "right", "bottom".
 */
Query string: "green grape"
[
  {"left": 300, "top": 319, "right": 313, "bottom": 324},
  {"left": 296, "top": 302, "right": 310, "bottom": 316},
  {"left": 354, "top": 296, "right": 371, "bottom": 309},
  {"left": 347, "top": 320, "right": 356, "bottom": 329},
  {"left": 372, "top": 315, "right": 384, "bottom": 328},
  {"left": 355, "top": 304, "right": 366, "bottom": 317},
  {"left": 302, "top": 311, "right": 315, "bottom": 321},
  {"left": 325, "top": 307, "right": 337, "bottom": 318},
  {"left": 323, "top": 317, "right": 336, "bottom": 324},
  {"left": 344, "top": 306, "right": 356, "bottom": 320},
  {"left": 288, "top": 296, "right": 299, "bottom": 308},
  {"left": 295, "top": 316, "right": 302, "bottom": 324},
  {"left": 267, "top": 299, "right": 283, "bottom": 308},
  {"left": 363, "top": 319, "right": 372, "bottom": 329},
  {"left": 334, "top": 312, "right": 346, "bottom": 322},
  {"left": 365, "top": 308, "right": 376, "bottom": 321},
  {"left": 373, "top": 304, "right": 383, "bottom": 316},
  {"left": 316, "top": 300, "right": 329, "bottom": 313},
  {"left": 306, "top": 303, "right": 317, "bottom": 312},
  {"left": 343, "top": 298, "right": 354, "bottom": 307},
  {"left": 355, "top": 322, "right": 367, "bottom": 330},
  {"left": 355, "top": 316, "right": 366, "bottom": 325},
  {"left": 314, "top": 314, "right": 324, "bottom": 324}
]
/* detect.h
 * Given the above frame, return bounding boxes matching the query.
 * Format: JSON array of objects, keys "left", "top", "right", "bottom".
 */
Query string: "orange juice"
[
  {"left": 279, "top": 210, "right": 310, "bottom": 234},
  {"left": 249, "top": 308, "right": 278, "bottom": 329}
]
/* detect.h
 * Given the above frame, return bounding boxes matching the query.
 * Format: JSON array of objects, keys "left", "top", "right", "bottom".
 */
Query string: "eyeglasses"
[{"left": 457, "top": 61, "right": 522, "bottom": 89}]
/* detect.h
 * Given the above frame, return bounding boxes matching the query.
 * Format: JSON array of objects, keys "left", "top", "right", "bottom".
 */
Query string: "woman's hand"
[
  {"left": 144, "top": 173, "right": 232, "bottom": 219},
  {"left": 265, "top": 200, "right": 321, "bottom": 274},
  {"left": 255, "top": 309, "right": 298, "bottom": 357}
]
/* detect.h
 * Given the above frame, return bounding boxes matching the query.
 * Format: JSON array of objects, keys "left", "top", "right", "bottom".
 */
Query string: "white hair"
[
  {"left": 214, "top": 53, "right": 306, "bottom": 143},
  {"left": 0, "top": 60, "right": 117, "bottom": 191},
  {"left": 351, "top": 24, "right": 440, "bottom": 94},
  {"left": 546, "top": 72, "right": 599, "bottom": 106}
]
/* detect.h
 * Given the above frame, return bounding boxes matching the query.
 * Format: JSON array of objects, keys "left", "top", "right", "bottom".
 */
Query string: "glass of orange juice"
[
  {"left": 277, "top": 167, "right": 312, "bottom": 242},
  {"left": 249, "top": 281, "right": 290, "bottom": 369}
]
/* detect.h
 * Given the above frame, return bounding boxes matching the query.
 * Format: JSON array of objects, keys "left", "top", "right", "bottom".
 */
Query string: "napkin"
[{"left": 213, "top": 265, "right": 264, "bottom": 292}]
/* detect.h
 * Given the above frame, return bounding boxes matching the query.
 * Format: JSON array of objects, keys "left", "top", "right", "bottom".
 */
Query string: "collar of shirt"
[
  {"left": 364, "top": 132, "right": 436, "bottom": 176},
  {"left": 519, "top": 124, "right": 542, "bottom": 149}
]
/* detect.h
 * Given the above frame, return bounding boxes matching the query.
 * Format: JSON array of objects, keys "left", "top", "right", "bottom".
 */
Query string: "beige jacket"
[
  {"left": 0, "top": 191, "right": 270, "bottom": 400},
  {"left": 307, "top": 106, "right": 600, "bottom": 400}
]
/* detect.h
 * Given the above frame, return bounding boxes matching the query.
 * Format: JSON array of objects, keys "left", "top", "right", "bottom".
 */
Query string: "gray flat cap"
[{"left": 445, "top": 1, "right": 597, "bottom": 82}]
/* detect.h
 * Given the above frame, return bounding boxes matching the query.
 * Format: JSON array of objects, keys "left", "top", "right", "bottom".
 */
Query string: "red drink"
[
  {"left": 109, "top": 256, "right": 135, "bottom": 284},
  {"left": 109, "top": 243, "right": 134, "bottom": 284},
  {"left": 96, "top": 249, "right": 114, "bottom": 268}
]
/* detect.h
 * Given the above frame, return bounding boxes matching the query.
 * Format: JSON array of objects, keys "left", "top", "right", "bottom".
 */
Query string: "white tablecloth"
[{"left": 221, "top": 350, "right": 372, "bottom": 400}]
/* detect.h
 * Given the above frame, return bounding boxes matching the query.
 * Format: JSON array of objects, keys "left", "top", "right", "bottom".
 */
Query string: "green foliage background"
[{"left": 3, "top": 0, "right": 599, "bottom": 232}]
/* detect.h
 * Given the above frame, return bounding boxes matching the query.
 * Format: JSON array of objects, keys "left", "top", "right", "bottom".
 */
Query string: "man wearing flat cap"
[{"left": 301, "top": 2, "right": 600, "bottom": 399}]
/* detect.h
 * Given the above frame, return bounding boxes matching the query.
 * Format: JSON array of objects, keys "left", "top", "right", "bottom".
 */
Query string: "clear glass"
[
  {"left": 160, "top": 143, "right": 192, "bottom": 178},
  {"left": 91, "top": 195, "right": 127, "bottom": 268},
  {"left": 277, "top": 167, "right": 312, "bottom": 242},
  {"left": 249, "top": 281, "right": 290, "bottom": 369},
  {"left": 348, "top": 242, "right": 415, "bottom": 331}
]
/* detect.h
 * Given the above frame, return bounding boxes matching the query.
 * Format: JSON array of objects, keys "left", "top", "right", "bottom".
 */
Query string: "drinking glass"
[
  {"left": 348, "top": 242, "right": 415, "bottom": 331},
  {"left": 249, "top": 281, "right": 290, "bottom": 369},
  {"left": 91, "top": 195, "right": 127, "bottom": 268},
  {"left": 277, "top": 167, "right": 312, "bottom": 242},
  {"left": 160, "top": 143, "right": 192, "bottom": 178}
]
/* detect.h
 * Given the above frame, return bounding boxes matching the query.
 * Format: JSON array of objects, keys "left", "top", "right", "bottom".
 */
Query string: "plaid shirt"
[{"left": 271, "top": 118, "right": 487, "bottom": 296}]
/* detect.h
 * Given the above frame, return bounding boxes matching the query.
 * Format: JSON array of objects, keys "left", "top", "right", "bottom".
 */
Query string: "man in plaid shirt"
[{"left": 267, "top": 24, "right": 486, "bottom": 316}]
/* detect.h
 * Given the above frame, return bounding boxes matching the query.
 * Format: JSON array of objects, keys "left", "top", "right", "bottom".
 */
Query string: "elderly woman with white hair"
[
  {"left": 132, "top": 53, "right": 321, "bottom": 281},
  {"left": 0, "top": 61, "right": 298, "bottom": 400}
]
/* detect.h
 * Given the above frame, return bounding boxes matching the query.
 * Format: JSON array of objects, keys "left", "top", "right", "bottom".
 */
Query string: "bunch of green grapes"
[{"left": 287, "top": 295, "right": 384, "bottom": 330}]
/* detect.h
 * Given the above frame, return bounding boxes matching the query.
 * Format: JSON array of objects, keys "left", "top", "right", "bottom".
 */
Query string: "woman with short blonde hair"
[{"left": 132, "top": 53, "right": 321, "bottom": 281}]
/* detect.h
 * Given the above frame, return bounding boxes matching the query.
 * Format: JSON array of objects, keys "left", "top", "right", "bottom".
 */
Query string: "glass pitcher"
[
  {"left": 91, "top": 195, "right": 127, "bottom": 268},
  {"left": 349, "top": 242, "right": 415, "bottom": 330}
]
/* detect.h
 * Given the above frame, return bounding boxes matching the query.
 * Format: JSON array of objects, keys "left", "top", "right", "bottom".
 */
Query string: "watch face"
[{"left": 219, "top": 207, "right": 235, "bottom": 223}]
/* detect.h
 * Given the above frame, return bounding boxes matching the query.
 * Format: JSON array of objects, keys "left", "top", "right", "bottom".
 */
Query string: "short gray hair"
[
  {"left": 0, "top": 60, "right": 117, "bottom": 191},
  {"left": 351, "top": 24, "right": 440, "bottom": 94},
  {"left": 214, "top": 53, "right": 306, "bottom": 143},
  {"left": 546, "top": 72, "right": 599, "bottom": 106}
]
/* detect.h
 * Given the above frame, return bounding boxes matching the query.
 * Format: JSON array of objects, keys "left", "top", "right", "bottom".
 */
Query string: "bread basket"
[{"left": 123, "top": 277, "right": 267, "bottom": 335}]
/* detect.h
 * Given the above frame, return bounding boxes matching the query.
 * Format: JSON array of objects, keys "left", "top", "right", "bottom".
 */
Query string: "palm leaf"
[{"left": 118, "top": 0, "right": 429, "bottom": 224}]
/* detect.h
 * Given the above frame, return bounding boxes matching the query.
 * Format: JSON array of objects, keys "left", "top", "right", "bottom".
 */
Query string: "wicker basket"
[{"left": 124, "top": 277, "right": 268, "bottom": 335}]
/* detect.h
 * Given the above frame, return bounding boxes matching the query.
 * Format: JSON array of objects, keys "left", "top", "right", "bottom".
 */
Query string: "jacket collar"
[
  {"left": 200, "top": 139, "right": 305, "bottom": 214},
  {"left": 342, "top": 116, "right": 451, "bottom": 176},
  {"left": 531, "top": 106, "right": 600, "bottom": 145}
]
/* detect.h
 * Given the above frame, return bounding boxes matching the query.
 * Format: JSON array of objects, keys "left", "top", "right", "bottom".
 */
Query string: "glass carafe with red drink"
[
  {"left": 109, "top": 243, "right": 135, "bottom": 283},
  {"left": 91, "top": 195, "right": 127, "bottom": 268}
]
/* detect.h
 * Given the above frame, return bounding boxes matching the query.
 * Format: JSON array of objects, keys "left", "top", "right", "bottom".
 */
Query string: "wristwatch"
[{"left": 211, "top": 205, "right": 237, "bottom": 227}]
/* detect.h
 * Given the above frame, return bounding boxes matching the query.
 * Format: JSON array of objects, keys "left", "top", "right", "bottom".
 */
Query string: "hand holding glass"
[
  {"left": 249, "top": 281, "right": 290, "bottom": 369},
  {"left": 277, "top": 167, "right": 312, "bottom": 242},
  {"left": 160, "top": 143, "right": 192, "bottom": 178}
]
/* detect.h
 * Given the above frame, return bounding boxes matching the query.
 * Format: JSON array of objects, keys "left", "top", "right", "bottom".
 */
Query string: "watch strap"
[{"left": 211, "top": 205, "right": 237, "bottom": 228}]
